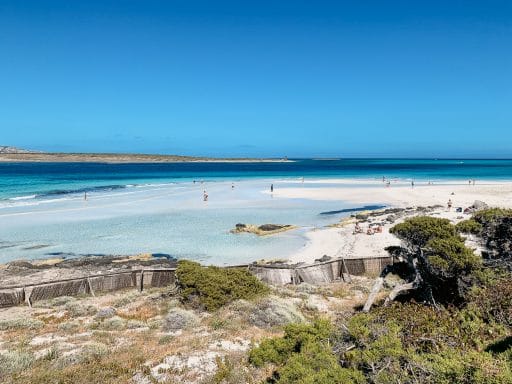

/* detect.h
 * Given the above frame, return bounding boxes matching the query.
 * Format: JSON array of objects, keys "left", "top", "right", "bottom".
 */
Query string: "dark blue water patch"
[
  {"left": 35, "top": 184, "right": 128, "bottom": 198},
  {"left": 44, "top": 252, "right": 107, "bottom": 257},
  {"left": 319, "top": 205, "right": 386, "bottom": 215},
  {"left": 44, "top": 251, "right": 176, "bottom": 261}
]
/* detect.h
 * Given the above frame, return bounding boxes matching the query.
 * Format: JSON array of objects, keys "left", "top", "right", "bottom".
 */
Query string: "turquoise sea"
[
  {"left": 0, "top": 159, "right": 511, "bottom": 264},
  {"left": 2, "top": 159, "right": 512, "bottom": 201}
]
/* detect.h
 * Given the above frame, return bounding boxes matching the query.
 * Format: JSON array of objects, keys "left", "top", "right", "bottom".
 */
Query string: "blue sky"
[{"left": 0, "top": 1, "right": 511, "bottom": 157}]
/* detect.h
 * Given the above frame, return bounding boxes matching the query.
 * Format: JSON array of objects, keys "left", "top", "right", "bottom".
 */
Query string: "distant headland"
[{"left": 0, "top": 146, "right": 290, "bottom": 163}]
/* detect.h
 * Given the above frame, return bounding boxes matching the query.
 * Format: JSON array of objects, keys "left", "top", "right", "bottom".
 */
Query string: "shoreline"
[{"left": 2, "top": 177, "right": 512, "bottom": 266}]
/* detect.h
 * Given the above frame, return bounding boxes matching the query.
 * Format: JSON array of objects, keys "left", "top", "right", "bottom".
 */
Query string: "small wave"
[
  {"left": 0, "top": 184, "right": 131, "bottom": 208},
  {"left": 8, "top": 194, "right": 37, "bottom": 201}
]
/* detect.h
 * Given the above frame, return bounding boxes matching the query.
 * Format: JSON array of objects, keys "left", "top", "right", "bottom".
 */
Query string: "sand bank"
[{"left": 282, "top": 180, "right": 512, "bottom": 264}]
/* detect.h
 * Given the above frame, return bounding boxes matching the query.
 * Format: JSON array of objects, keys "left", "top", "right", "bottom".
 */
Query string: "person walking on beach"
[
  {"left": 411, "top": 180, "right": 414, "bottom": 188},
  {"left": 203, "top": 190, "right": 208, "bottom": 202},
  {"left": 447, "top": 199, "right": 452, "bottom": 211},
  {"left": 270, "top": 184, "right": 274, "bottom": 193},
  {"left": 231, "top": 183, "right": 234, "bottom": 190},
  {"left": 84, "top": 192, "right": 87, "bottom": 201}
]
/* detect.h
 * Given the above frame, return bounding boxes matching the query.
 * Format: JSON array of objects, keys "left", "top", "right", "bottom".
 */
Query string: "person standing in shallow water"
[{"left": 270, "top": 184, "right": 274, "bottom": 193}]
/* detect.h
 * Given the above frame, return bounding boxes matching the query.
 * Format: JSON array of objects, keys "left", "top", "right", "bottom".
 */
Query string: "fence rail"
[
  {"left": 0, "top": 268, "right": 176, "bottom": 308},
  {"left": 0, "top": 257, "right": 396, "bottom": 308}
]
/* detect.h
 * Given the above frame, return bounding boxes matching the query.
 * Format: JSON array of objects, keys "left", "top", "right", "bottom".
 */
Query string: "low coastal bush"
[
  {"left": 248, "top": 297, "right": 304, "bottom": 329},
  {"left": 162, "top": 307, "right": 199, "bottom": 331},
  {"left": 473, "top": 208, "right": 512, "bottom": 223},
  {"left": 249, "top": 319, "right": 365, "bottom": 383},
  {"left": 250, "top": 303, "right": 512, "bottom": 384},
  {"left": 456, "top": 219, "right": 483, "bottom": 234},
  {"left": 388, "top": 216, "right": 483, "bottom": 305},
  {"left": 426, "top": 237, "right": 482, "bottom": 273},
  {"left": 0, "top": 317, "right": 43, "bottom": 331},
  {"left": 468, "top": 277, "right": 512, "bottom": 327},
  {"left": 389, "top": 216, "right": 459, "bottom": 248},
  {"left": 346, "top": 303, "right": 512, "bottom": 383},
  {"left": 176, "top": 260, "right": 269, "bottom": 311},
  {"left": 65, "top": 302, "right": 97, "bottom": 318},
  {"left": 0, "top": 351, "right": 35, "bottom": 376},
  {"left": 94, "top": 316, "right": 126, "bottom": 331},
  {"left": 472, "top": 208, "right": 512, "bottom": 262}
]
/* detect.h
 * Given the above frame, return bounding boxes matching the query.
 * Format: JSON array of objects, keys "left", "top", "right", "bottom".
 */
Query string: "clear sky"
[{"left": 0, "top": 1, "right": 511, "bottom": 158}]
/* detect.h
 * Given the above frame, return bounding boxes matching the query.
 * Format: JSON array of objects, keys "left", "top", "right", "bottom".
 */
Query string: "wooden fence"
[
  {"left": 0, "top": 268, "right": 175, "bottom": 308},
  {"left": 0, "top": 256, "right": 396, "bottom": 308},
  {"left": 249, "top": 256, "right": 396, "bottom": 285}
]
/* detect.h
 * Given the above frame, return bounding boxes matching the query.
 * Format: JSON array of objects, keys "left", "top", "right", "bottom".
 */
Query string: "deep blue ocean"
[{"left": 1, "top": 159, "right": 512, "bottom": 200}]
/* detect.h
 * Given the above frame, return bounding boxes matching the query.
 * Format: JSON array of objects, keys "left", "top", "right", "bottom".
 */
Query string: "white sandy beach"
[{"left": 281, "top": 179, "right": 512, "bottom": 264}]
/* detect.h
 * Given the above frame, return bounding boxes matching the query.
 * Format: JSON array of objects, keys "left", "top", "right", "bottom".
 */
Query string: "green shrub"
[
  {"left": 249, "top": 319, "right": 365, "bottom": 383},
  {"left": 357, "top": 303, "right": 503, "bottom": 353},
  {"left": 275, "top": 342, "right": 365, "bottom": 384},
  {"left": 343, "top": 303, "right": 512, "bottom": 383},
  {"left": 456, "top": 219, "right": 483, "bottom": 235},
  {"left": 426, "top": 237, "right": 481, "bottom": 273},
  {"left": 419, "top": 349, "right": 512, "bottom": 384},
  {"left": 472, "top": 208, "right": 512, "bottom": 261},
  {"left": 390, "top": 216, "right": 482, "bottom": 305},
  {"left": 176, "top": 260, "right": 269, "bottom": 311},
  {"left": 390, "top": 216, "right": 459, "bottom": 248},
  {"left": 473, "top": 208, "right": 512, "bottom": 223},
  {"left": 468, "top": 277, "right": 512, "bottom": 326}
]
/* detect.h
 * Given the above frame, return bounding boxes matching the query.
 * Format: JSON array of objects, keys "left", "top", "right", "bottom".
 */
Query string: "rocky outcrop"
[
  {"left": 230, "top": 223, "right": 297, "bottom": 236},
  {"left": 330, "top": 205, "right": 445, "bottom": 227},
  {"left": 464, "top": 200, "right": 489, "bottom": 214}
]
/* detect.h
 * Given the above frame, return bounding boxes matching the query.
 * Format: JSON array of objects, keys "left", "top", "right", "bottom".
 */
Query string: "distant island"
[{"left": 0, "top": 146, "right": 290, "bottom": 163}]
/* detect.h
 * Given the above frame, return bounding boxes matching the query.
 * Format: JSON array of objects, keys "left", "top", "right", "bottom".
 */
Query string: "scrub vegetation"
[{"left": 0, "top": 210, "right": 511, "bottom": 383}]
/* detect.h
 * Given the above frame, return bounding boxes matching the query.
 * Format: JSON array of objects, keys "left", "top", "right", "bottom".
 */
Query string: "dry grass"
[
  {"left": 0, "top": 279, "right": 369, "bottom": 384},
  {"left": 117, "top": 303, "right": 159, "bottom": 321}
]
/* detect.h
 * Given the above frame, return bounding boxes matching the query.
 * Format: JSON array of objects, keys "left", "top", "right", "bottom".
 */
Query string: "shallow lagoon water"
[{"left": 0, "top": 179, "right": 357, "bottom": 264}]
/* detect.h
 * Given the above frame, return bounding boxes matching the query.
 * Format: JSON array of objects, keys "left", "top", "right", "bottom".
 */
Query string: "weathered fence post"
[{"left": 139, "top": 270, "right": 144, "bottom": 292}]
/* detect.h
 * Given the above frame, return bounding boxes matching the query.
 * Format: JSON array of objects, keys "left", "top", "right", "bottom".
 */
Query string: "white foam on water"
[{"left": 8, "top": 194, "right": 37, "bottom": 201}]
